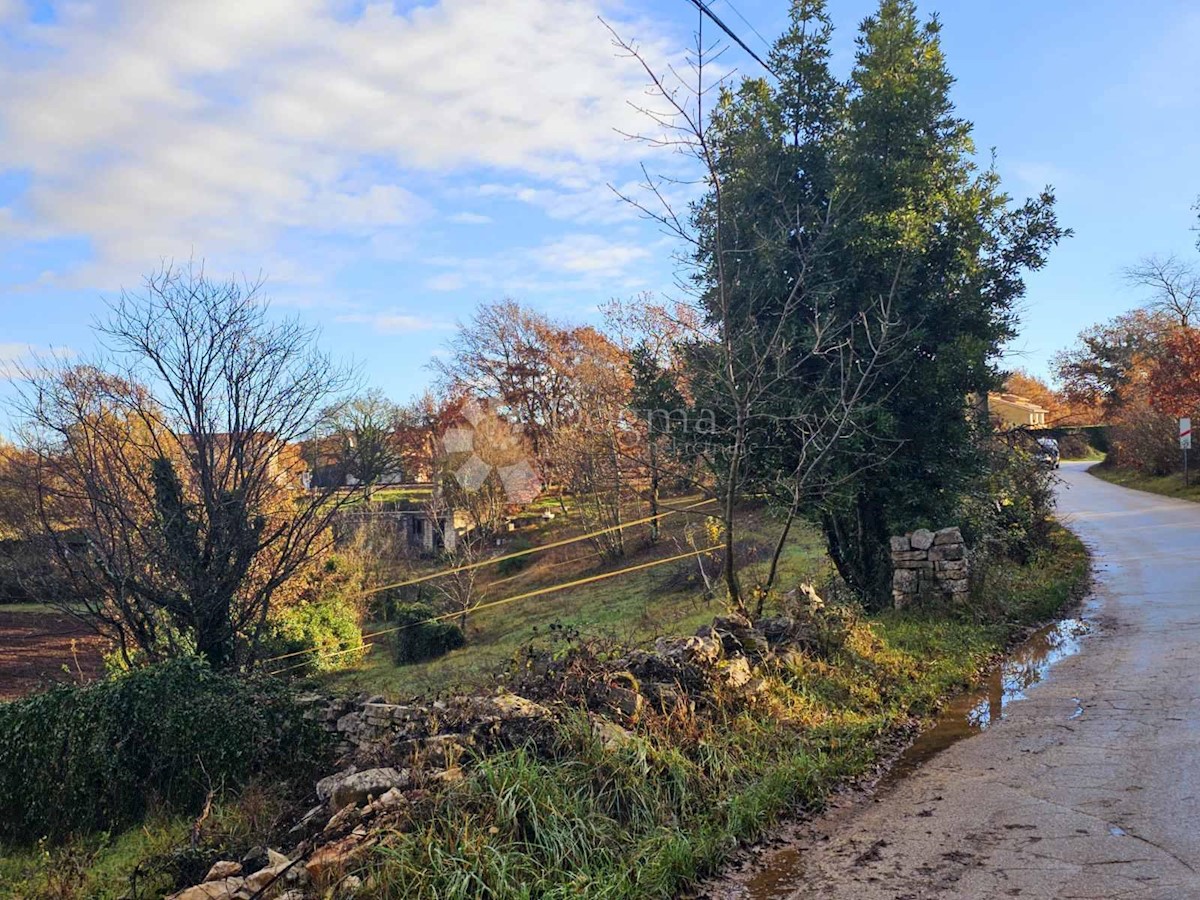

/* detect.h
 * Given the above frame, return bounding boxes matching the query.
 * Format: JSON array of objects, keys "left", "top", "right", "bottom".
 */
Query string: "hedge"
[{"left": 0, "top": 658, "right": 328, "bottom": 844}]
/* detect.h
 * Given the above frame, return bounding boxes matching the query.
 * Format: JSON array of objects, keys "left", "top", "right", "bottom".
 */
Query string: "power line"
[
  {"left": 684, "top": 0, "right": 777, "bottom": 78},
  {"left": 717, "top": 0, "right": 772, "bottom": 55},
  {"left": 255, "top": 496, "right": 719, "bottom": 668},
  {"left": 264, "top": 544, "right": 724, "bottom": 676}
]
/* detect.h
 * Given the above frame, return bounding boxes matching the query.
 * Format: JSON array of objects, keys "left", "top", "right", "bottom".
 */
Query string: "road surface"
[{"left": 718, "top": 462, "right": 1200, "bottom": 899}]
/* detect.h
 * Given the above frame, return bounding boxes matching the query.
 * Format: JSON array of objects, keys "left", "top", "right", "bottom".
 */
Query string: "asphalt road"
[{"left": 720, "top": 461, "right": 1200, "bottom": 899}]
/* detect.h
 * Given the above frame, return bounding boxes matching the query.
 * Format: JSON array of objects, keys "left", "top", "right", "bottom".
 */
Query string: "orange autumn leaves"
[{"left": 1147, "top": 327, "right": 1200, "bottom": 418}]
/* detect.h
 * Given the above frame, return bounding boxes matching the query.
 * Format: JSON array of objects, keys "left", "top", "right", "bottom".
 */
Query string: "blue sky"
[{"left": 1, "top": 0, "right": 1198, "bottom": 426}]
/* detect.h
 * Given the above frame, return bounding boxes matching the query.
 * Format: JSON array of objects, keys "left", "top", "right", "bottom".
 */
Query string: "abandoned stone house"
[{"left": 333, "top": 500, "right": 464, "bottom": 555}]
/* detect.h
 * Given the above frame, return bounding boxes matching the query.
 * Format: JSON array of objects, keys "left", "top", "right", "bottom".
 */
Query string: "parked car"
[{"left": 1036, "top": 437, "right": 1060, "bottom": 469}]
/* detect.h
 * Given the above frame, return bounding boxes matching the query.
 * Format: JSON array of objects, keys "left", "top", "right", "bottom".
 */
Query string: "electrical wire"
[
  {"left": 264, "top": 543, "right": 724, "bottom": 676},
  {"left": 254, "top": 496, "right": 719, "bottom": 667},
  {"left": 684, "top": 0, "right": 777, "bottom": 77}
]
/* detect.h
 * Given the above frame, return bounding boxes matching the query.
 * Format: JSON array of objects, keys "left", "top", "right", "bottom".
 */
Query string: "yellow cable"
[
  {"left": 265, "top": 543, "right": 723, "bottom": 676},
  {"left": 256, "top": 496, "right": 717, "bottom": 667}
]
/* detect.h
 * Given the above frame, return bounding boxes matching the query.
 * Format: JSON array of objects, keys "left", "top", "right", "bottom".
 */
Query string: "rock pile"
[
  {"left": 890, "top": 526, "right": 970, "bottom": 608},
  {"left": 167, "top": 601, "right": 834, "bottom": 899}
]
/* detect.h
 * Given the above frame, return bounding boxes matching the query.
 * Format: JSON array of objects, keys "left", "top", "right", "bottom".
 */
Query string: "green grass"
[
  {"left": 0, "top": 521, "right": 1089, "bottom": 900},
  {"left": 1088, "top": 463, "right": 1200, "bottom": 503},
  {"left": 354, "top": 526, "right": 1089, "bottom": 900},
  {"left": 317, "top": 504, "right": 830, "bottom": 699},
  {"left": 0, "top": 817, "right": 187, "bottom": 900}
]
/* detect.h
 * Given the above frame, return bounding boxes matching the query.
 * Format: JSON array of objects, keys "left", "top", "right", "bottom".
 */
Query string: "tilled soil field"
[{"left": 0, "top": 608, "right": 106, "bottom": 701}]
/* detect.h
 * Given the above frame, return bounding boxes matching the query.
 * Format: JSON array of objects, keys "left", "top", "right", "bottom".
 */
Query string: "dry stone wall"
[{"left": 890, "top": 526, "right": 969, "bottom": 608}]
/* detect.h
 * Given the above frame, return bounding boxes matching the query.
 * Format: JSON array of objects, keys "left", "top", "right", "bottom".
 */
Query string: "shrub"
[
  {"left": 391, "top": 603, "right": 465, "bottom": 665},
  {"left": 958, "top": 435, "right": 1056, "bottom": 563},
  {"left": 0, "top": 658, "right": 329, "bottom": 844},
  {"left": 260, "top": 552, "right": 365, "bottom": 674},
  {"left": 261, "top": 595, "right": 364, "bottom": 674}
]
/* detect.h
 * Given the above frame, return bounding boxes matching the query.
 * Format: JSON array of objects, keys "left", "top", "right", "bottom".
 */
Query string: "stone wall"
[{"left": 890, "top": 526, "right": 969, "bottom": 608}]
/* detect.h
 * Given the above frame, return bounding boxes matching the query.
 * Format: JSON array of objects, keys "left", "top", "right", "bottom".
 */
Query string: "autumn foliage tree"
[
  {"left": 10, "top": 264, "right": 357, "bottom": 670},
  {"left": 1148, "top": 328, "right": 1200, "bottom": 417}
]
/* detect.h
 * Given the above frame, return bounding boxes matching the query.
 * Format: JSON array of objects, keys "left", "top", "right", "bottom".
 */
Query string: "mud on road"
[{"left": 0, "top": 608, "right": 105, "bottom": 701}]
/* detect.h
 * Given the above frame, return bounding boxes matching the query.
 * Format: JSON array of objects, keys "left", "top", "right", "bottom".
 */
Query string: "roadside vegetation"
[{"left": 1088, "top": 465, "right": 1200, "bottom": 502}]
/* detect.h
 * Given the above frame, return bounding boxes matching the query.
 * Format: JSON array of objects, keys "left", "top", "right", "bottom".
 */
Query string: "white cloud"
[
  {"left": 538, "top": 234, "right": 650, "bottom": 275},
  {"left": 0, "top": 0, "right": 677, "bottom": 285},
  {"left": 0, "top": 342, "right": 72, "bottom": 378},
  {"left": 0, "top": 0, "right": 23, "bottom": 26},
  {"left": 448, "top": 212, "right": 493, "bottom": 226},
  {"left": 334, "top": 311, "right": 444, "bottom": 334}
]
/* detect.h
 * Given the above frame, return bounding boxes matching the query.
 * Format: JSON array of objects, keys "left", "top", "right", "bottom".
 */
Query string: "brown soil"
[{"left": 0, "top": 609, "right": 107, "bottom": 701}]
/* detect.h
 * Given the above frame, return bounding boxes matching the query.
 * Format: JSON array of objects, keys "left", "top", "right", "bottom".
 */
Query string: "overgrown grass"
[
  {"left": 352, "top": 526, "right": 1090, "bottom": 899},
  {"left": 319, "top": 505, "right": 831, "bottom": 699},
  {"left": 0, "top": 783, "right": 301, "bottom": 900},
  {"left": 1089, "top": 462, "right": 1200, "bottom": 503},
  {"left": 0, "top": 526, "right": 1089, "bottom": 900}
]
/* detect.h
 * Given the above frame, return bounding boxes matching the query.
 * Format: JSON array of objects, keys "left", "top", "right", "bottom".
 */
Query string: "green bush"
[
  {"left": 0, "top": 658, "right": 329, "bottom": 844},
  {"left": 261, "top": 595, "right": 364, "bottom": 674},
  {"left": 392, "top": 603, "right": 465, "bottom": 665},
  {"left": 495, "top": 535, "right": 535, "bottom": 577},
  {"left": 958, "top": 435, "right": 1056, "bottom": 563},
  {"left": 260, "top": 553, "right": 365, "bottom": 674}
]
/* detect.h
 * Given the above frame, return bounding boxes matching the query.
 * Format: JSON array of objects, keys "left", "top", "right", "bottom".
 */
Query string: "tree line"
[{"left": 0, "top": 0, "right": 1068, "bottom": 672}]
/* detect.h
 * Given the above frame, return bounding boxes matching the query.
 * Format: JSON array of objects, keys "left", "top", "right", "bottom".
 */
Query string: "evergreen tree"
[{"left": 820, "top": 0, "right": 1068, "bottom": 605}]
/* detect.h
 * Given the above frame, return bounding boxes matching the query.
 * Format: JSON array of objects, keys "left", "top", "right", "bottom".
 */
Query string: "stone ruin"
[{"left": 890, "top": 526, "right": 969, "bottom": 608}]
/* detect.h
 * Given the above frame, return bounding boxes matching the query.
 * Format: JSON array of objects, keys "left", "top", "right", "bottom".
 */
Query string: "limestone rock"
[
  {"left": 910, "top": 528, "right": 935, "bottom": 551},
  {"left": 719, "top": 655, "right": 753, "bottom": 689},
  {"left": 655, "top": 634, "right": 723, "bottom": 667},
  {"left": 933, "top": 526, "right": 964, "bottom": 545},
  {"left": 591, "top": 716, "right": 635, "bottom": 751},
  {"left": 305, "top": 833, "right": 371, "bottom": 884},
  {"left": 889, "top": 534, "right": 911, "bottom": 552},
  {"left": 712, "top": 613, "right": 753, "bottom": 633},
  {"left": 244, "top": 861, "right": 292, "bottom": 894},
  {"left": 317, "top": 767, "right": 357, "bottom": 804},
  {"left": 168, "top": 880, "right": 245, "bottom": 900},
  {"left": 204, "top": 861, "right": 242, "bottom": 882},
  {"left": 329, "top": 768, "right": 411, "bottom": 812},
  {"left": 929, "top": 543, "right": 964, "bottom": 562}
]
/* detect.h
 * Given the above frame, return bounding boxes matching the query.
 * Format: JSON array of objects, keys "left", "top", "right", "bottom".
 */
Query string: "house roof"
[{"left": 990, "top": 393, "right": 1049, "bottom": 415}]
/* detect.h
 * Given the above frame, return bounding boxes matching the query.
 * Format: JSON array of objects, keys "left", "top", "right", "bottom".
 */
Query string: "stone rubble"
[{"left": 168, "top": 596, "right": 840, "bottom": 900}]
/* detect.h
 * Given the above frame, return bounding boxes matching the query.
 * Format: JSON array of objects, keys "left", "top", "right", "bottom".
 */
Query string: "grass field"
[
  {"left": 1088, "top": 463, "right": 1200, "bottom": 503},
  {"left": 316, "top": 500, "right": 831, "bottom": 698}
]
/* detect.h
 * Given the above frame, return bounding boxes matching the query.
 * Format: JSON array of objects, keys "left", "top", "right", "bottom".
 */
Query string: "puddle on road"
[{"left": 727, "top": 615, "right": 1092, "bottom": 900}]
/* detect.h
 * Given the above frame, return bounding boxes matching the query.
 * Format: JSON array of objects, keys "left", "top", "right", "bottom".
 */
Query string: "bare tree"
[
  {"left": 11, "top": 262, "right": 357, "bottom": 670},
  {"left": 1125, "top": 254, "right": 1200, "bottom": 328},
  {"left": 321, "top": 390, "right": 405, "bottom": 499}
]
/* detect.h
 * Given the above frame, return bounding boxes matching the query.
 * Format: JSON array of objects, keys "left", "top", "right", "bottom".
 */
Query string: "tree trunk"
[
  {"left": 648, "top": 437, "right": 660, "bottom": 544},
  {"left": 821, "top": 489, "right": 892, "bottom": 611}
]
